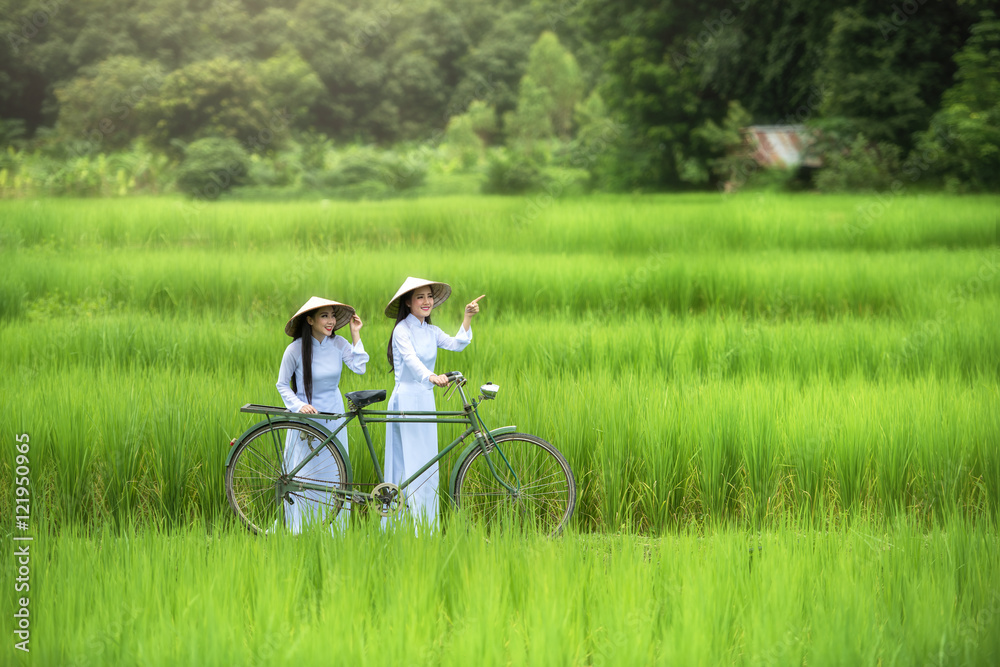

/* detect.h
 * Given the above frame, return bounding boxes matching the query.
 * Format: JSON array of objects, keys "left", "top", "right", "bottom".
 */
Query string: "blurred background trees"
[{"left": 0, "top": 0, "right": 996, "bottom": 197}]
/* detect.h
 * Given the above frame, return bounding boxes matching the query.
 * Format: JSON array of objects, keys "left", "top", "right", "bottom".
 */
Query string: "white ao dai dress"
[
  {"left": 384, "top": 313, "right": 472, "bottom": 528},
  {"left": 276, "top": 334, "right": 368, "bottom": 533}
]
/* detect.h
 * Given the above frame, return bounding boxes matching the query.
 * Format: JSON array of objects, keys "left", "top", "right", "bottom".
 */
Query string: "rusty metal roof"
[{"left": 742, "top": 125, "right": 820, "bottom": 168}]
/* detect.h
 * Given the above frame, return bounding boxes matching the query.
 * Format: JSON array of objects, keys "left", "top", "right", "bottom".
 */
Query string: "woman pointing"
[{"left": 383, "top": 276, "right": 484, "bottom": 529}]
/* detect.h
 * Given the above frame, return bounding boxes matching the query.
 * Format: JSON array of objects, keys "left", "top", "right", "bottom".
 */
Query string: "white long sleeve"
[
  {"left": 342, "top": 339, "right": 369, "bottom": 375},
  {"left": 436, "top": 323, "right": 473, "bottom": 352}
]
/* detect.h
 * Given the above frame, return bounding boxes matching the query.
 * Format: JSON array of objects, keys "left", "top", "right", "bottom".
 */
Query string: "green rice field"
[
  {"left": 13, "top": 518, "right": 1000, "bottom": 666},
  {"left": 1, "top": 193, "right": 999, "bottom": 664}
]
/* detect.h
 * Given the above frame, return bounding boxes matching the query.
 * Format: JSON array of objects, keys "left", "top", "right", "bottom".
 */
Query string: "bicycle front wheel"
[
  {"left": 226, "top": 421, "right": 348, "bottom": 534},
  {"left": 452, "top": 433, "right": 576, "bottom": 536}
]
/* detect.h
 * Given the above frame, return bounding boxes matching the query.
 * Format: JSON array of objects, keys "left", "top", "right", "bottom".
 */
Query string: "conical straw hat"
[
  {"left": 383, "top": 276, "right": 452, "bottom": 318},
  {"left": 285, "top": 296, "right": 356, "bottom": 337}
]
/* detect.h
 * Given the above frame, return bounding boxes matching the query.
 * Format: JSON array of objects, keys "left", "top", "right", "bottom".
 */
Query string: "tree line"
[{"left": 1, "top": 0, "right": 997, "bottom": 194}]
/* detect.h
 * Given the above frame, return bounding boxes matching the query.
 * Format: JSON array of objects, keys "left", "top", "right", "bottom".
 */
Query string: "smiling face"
[
  {"left": 406, "top": 287, "right": 435, "bottom": 322},
  {"left": 306, "top": 307, "right": 336, "bottom": 341}
]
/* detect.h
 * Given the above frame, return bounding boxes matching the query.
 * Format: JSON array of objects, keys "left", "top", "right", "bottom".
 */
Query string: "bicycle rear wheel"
[
  {"left": 451, "top": 433, "right": 576, "bottom": 536},
  {"left": 226, "top": 421, "right": 348, "bottom": 534}
]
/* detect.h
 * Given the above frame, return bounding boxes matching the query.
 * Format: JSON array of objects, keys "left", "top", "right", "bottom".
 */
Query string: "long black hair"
[
  {"left": 291, "top": 310, "right": 322, "bottom": 403},
  {"left": 386, "top": 290, "right": 431, "bottom": 372}
]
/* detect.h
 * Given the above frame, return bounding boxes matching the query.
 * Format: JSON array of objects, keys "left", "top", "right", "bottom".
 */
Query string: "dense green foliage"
[
  {"left": 916, "top": 12, "right": 1000, "bottom": 192},
  {"left": 175, "top": 137, "right": 251, "bottom": 198},
  {"left": 1, "top": 0, "right": 997, "bottom": 194}
]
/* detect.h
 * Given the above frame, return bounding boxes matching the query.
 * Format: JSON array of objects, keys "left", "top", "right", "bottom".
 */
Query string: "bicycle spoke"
[
  {"left": 239, "top": 446, "right": 284, "bottom": 477},
  {"left": 266, "top": 426, "right": 286, "bottom": 471},
  {"left": 234, "top": 486, "right": 274, "bottom": 504}
]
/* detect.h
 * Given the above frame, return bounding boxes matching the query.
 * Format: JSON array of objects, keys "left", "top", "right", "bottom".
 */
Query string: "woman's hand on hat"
[{"left": 299, "top": 404, "right": 318, "bottom": 414}]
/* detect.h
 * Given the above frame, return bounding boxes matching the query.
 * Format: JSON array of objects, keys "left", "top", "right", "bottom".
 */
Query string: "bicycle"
[{"left": 224, "top": 372, "right": 576, "bottom": 536}]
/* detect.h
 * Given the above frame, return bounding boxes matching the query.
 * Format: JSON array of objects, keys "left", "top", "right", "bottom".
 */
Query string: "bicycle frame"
[{"left": 234, "top": 377, "right": 521, "bottom": 509}]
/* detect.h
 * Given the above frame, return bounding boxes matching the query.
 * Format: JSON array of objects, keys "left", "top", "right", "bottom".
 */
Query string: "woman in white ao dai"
[
  {"left": 383, "top": 277, "right": 484, "bottom": 528},
  {"left": 276, "top": 296, "right": 368, "bottom": 533}
]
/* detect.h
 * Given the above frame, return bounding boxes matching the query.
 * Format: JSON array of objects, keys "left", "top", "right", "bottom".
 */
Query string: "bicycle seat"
[{"left": 346, "top": 390, "right": 386, "bottom": 409}]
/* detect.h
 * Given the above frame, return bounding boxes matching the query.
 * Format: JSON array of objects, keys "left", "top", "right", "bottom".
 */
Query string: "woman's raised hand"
[
  {"left": 462, "top": 295, "right": 485, "bottom": 330},
  {"left": 349, "top": 313, "right": 363, "bottom": 344},
  {"left": 465, "top": 295, "right": 485, "bottom": 315}
]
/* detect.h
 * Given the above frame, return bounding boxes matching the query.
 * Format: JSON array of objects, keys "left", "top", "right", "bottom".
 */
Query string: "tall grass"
[
  {"left": 5, "top": 517, "right": 999, "bottom": 667},
  {"left": 2, "top": 332, "right": 996, "bottom": 531},
  {"left": 1, "top": 194, "right": 996, "bottom": 252},
  {"left": 0, "top": 194, "right": 997, "bottom": 532},
  {"left": 4, "top": 244, "right": 999, "bottom": 323}
]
